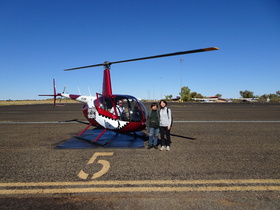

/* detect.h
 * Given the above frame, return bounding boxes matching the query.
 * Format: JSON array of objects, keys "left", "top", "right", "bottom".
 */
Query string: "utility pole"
[
  {"left": 180, "top": 59, "right": 184, "bottom": 102},
  {"left": 160, "top": 77, "right": 162, "bottom": 99}
]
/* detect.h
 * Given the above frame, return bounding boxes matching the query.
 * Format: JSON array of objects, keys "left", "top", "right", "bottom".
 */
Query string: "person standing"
[
  {"left": 159, "top": 100, "right": 172, "bottom": 151},
  {"left": 146, "top": 103, "right": 160, "bottom": 149}
]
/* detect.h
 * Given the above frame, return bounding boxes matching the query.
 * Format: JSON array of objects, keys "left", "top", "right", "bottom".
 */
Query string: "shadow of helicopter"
[
  {"left": 57, "top": 119, "right": 148, "bottom": 149},
  {"left": 170, "top": 133, "right": 196, "bottom": 141},
  {"left": 64, "top": 119, "right": 196, "bottom": 141}
]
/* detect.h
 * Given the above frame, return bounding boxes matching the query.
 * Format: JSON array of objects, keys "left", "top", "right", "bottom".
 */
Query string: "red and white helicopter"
[{"left": 40, "top": 47, "right": 219, "bottom": 142}]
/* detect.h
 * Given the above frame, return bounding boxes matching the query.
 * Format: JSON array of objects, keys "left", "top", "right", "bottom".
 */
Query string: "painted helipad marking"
[
  {"left": 1, "top": 179, "right": 279, "bottom": 195},
  {"left": 78, "top": 152, "right": 114, "bottom": 180}
]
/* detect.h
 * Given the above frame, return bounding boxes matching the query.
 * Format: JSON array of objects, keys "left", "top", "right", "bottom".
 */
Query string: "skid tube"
[{"left": 77, "top": 123, "right": 108, "bottom": 142}]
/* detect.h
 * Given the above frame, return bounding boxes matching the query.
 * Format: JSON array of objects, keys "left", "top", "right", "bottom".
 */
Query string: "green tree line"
[{"left": 164, "top": 87, "right": 280, "bottom": 102}]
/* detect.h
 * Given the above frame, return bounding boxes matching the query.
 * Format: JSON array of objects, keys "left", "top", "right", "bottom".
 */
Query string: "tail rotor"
[{"left": 39, "top": 79, "right": 62, "bottom": 108}]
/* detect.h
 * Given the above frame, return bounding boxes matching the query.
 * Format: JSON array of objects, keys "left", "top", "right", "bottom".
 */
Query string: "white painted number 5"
[{"left": 78, "top": 152, "right": 114, "bottom": 180}]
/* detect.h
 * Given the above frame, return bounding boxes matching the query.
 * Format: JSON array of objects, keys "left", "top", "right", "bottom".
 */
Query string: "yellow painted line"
[
  {"left": 0, "top": 179, "right": 280, "bottom": 187},
  {"left": 1, "top": 186, "right": 280, "bottom": 195}
]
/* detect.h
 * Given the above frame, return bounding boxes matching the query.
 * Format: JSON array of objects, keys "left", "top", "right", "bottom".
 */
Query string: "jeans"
[{"left": 148, "top": 127, "right": 159, "bottom": 146}]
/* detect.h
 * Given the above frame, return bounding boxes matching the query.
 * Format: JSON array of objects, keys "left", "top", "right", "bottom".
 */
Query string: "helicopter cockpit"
[{"left": 95, "top": 94, "right": 147, "bottom": 122}]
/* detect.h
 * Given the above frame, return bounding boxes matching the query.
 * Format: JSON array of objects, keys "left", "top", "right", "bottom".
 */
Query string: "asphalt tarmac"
[{"left": 0, "top": 103, "right": 279, "bottom": 209}]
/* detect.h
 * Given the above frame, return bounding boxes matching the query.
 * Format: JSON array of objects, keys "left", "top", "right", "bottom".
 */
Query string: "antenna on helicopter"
[
  {"left": 88, "top": 87, "right": 92, "bottom": 96},
  {"left": 77, "top": 86, "right": 81, "bottom": 95},
  {"left": 62, "top": 85, "right": 66, "bottom": 94}
]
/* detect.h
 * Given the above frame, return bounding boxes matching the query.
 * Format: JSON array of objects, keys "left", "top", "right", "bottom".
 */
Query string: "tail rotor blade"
[
  {"left": 53, "top": 79, "right": 57, "bottom": 95},
  {"left": 53, "top": 79, "right": 57, "bottom": 108}
]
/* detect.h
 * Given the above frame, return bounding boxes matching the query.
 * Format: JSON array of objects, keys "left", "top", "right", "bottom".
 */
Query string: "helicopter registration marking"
[
  {"left": 88, "top": 107, "right": 96, "bottom": 119},
  {"left": 78, "top": 152, "right": 114, "bottom": 180}
]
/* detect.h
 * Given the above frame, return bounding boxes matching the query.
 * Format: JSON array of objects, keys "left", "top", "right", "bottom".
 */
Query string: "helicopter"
[{"left": 40, "top": 47, "right": 219, "bottom": 142}]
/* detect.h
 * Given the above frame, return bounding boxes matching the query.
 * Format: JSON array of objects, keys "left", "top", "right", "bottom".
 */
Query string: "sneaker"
[
  {"left": 147, "top": 145, "right": 153, "bottom": 149},
  {"left": 154, "top": 145, "right": 158, "bottom": 149},
  {"left": 166, "top": 146, "right": 170, "bottom": 151},
  {"left": 160, "top": 146, "right": 166, "bottom": 151}
]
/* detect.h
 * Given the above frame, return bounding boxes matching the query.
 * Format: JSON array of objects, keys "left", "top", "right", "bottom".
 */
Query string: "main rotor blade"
[
  {"left": 64, "top": 47, "right": 219, "bottom": 71},
  {"left": 64, "top": 63, "right": 105, "bottom": 71},
  {"left": 111, "top": 47, "right": 219, "bottom": 65}
]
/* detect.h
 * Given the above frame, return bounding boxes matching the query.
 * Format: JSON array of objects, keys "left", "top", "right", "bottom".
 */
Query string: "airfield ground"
[{"left": 0, "top": 103, "right": 279, "bottom": 209}]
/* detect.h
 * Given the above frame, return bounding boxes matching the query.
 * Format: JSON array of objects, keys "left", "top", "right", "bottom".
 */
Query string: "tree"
[
  {"left": 180, "top": 86, "right": 191, "bottom": 101},
  {"left": 191, "top": 92, "right": 203, "bottom": 98},
  {"left": 240, "top": 90, "right": 254, "bottom": 98},
  {"left": 165, "top": 95, "right": 173, "bottom": 101},
  {"left": 190, "top": 92, "right": 197, "bottom": 98},
  {"left": 260, "top": 92, "right": 280, "bottom": 103},
  {"left": 259, "top": 94, "right": 269, "bottom": 103},
  {"left": 268, "top": 93, "right": 280, "bottom": 103}
]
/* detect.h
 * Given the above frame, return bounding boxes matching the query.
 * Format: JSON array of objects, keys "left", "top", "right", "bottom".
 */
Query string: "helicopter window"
[
  {"left": 113, "top": 97, "right": 130, "bottom": 121},
  {"left": 114, "top": 96, "right": 145, "bottom": 122},
  {"left": 97, "top": 97, "right": 113, "bottom": 112},
  {"left": 129, "top": 98, "right": 142, "bottom": 122},
  {"left": 96, "top": 95, "right": 145, "bottom": 122}
]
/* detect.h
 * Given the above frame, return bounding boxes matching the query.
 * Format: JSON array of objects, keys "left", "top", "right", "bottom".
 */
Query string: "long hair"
[{"left": 159, "top": 100, "right": 167, "bottom": 109}]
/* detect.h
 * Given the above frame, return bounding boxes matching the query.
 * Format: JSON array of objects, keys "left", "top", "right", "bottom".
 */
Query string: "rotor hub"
[{"left": 103, "top": 61, "right": 111, "bottom": 70}]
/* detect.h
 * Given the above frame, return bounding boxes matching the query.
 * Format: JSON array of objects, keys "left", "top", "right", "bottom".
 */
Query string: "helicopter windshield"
[{"left": 96, "top": 94, "right": 147, "bottom": 122}]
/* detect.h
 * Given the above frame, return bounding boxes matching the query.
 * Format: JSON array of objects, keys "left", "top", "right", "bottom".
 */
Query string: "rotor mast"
[{"left": 102, "top": 62, "right": 113, "bottom": 96}]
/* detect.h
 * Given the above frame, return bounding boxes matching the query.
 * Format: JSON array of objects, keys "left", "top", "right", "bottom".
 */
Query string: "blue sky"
[{"left": 1, "top": 0, "right": 279, "bottom": 100}]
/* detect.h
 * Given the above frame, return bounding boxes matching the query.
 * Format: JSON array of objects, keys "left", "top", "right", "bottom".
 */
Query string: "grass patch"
[{"left": 0, "top": 99, "right": 79, "bottom": 106}]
